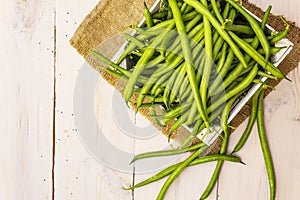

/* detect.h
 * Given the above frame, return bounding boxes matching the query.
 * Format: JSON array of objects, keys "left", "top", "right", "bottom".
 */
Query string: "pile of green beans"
[{"left": 90, "top": 0, "right": 289, "bottom": 199}]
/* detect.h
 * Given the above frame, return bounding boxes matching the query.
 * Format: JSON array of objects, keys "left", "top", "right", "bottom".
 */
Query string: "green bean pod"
[{"left": 257, "top": 89, "right": 276, "bottom": 200}]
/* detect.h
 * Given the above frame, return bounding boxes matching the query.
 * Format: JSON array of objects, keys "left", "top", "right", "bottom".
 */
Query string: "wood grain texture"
[
  {"left": 0, "top": 0, "right": 55, "bottom": 199},
  {"left": 55, "top": 0, "right": 132, "bottom": 199}
]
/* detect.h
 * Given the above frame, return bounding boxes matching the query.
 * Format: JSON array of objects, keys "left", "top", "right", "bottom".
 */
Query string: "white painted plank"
[
  {"left": 0, "top": 0, "right": 55, "bottom": 199},
  {"left": 55, "top": 0, "right": 133, "bottom": 199}
]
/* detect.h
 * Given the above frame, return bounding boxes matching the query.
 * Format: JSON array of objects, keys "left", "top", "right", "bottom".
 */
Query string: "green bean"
[
  {"left": 210, "top": 36, "right": 261, "bottom": 96},
  {"left": 168, "top": 112, "right": 190, "bottom": 140},
  {"left": 210, "top": 47, "right": 234, "bottom": 92},
  {"left": 185, "top": 14, "right": 203, "bottom": 32},
  {"left": 130, "top": 51, "right": 143, "bottom": 57},
  {"left": 181, "top": 11, "right": 199, "bottom": 21},
  {"left": 151, "top": 72, "right": 173, "bottom": 97},
  {"left": 166, "top": 22, "right": 204, "bottom": 61},
  {"left": 163, "top": 64, "right": 183, "bottom": 108},
  {"left": 225, "top": 24, "right": 255, "bottom": 35},
  {"left": 216, "top": 42, "right": 228, "bottom": 71},
  {"left": 257, "top": 46, "right": 286, "bottom": 55},
  {"left": 200, "top": 92, "right": 241, "bottom": 199},
  {"left": 117, "top": 21, "right": 174, "bottom": 65},
  {"left": 102, "top": 68, "right": 123, "bottom": 79},
  {"left": 243, "top": 37, "right": 255, "bottom": 43},
  {"left": 144, "top": 2, "right": 154, "bottom": 28},
  {"left": 222, "top": 2, "right": 230, "bottom": 19},
  {"left": 185, "top": 0, "right": 247, "bottom": 68},
  {"left": 102, "top": 67, "right": 148, "bottom": 86},
  {"left": 124, "top": 154, "right": 241, "bottom": 190},
  {"left": 159, "top": 28, "right": 177, "bottom": 56},
  {"left": 130, "top": 142, "right": 206, "bottom": 164},
  {"left": 210, "top": 0, "right": 223, "bottom": 23},
  {"left": 169, "top": 0, "right": 210, "bottom": 129},
  {"left": 225, "top": 0, "right": 271, "bottom": 64},
  {"left": 200, "top": 0, "right": 213, "bottom": 108},
  {"left": 152, "top": 10, "right": 168, "bottom": 19},
  {"left": 147, "top": 96, "right": 165, "bottom": 104},
  {"left": 136, "top": 69, "right": 174, "bottom": 109},
  {"left": 183, "top": 4, "right": 194, "bottom": 14},
  {"left": 122, "top": 33, "right": 145, "bottom": 49},
  {"left": 212, "top": 35, "right": 225, "bottom": 61},
  {"left": 167, "top": 6, "right": 173, "bottom": 19},
  {"left": 269, "top": 16, "right": 290, "bottom": 45},
  {"left": 261, "top": 6, "right": 272, "bottom": 28},
  {"left": 151, "top": 86, "right": 164, "bottom": 97},
  {"left": 169, "top": 63, "right": 188, "bottom": 103},
  {"left": 135, "top": 51, "right": 186, "bottom": 107},
  {"left": 208, "top": 64, "right": 258, "bottom": 114},
  {"left": 123, "top": 22, "right": 175, "bottom": 103},
  {"left": 200, "top": 0, "right": 213, "bottom": 109},
  {"left": 157, "top": 146, "right": 207, "bottom": 200},
  {"left": 257, "top": 71, "right": 278, "bottom": 79},
  {"left": 149, "top": 106, "right": 166, "bottom": 128},
  {"left": 183, "top": 104, "right": 224, "bottom": 147},
  {"left": 89, "top": 50, "right": 131, "bottom": 77},
  {"left": 231, "top": 87, "right": 261, "bottom": 154},
  {"left": 163, "top": 102, "right": 191, "bottom": 121},
  {"left": 257, "top": 88, "right": 276, "bottom": 200},
  {"left": 180, "top": 2, "right": 188, "bottom": 13},
  {"left": 134, "top": 27, "right": 164, "bottom": 36}
]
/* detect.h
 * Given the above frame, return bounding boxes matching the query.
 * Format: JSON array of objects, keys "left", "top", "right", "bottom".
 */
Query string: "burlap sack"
[{"left": 70, "top": 0, "right": 300, "bottom": 153}]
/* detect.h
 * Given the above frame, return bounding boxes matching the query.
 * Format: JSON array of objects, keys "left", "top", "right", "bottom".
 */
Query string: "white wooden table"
[{"left": 1, "top": 0, "right": 300, "bottom": 199}]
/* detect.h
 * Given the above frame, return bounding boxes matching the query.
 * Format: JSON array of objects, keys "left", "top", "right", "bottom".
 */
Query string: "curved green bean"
[{"left": 257, "top": 89, "right": 276, "bottom": 200}]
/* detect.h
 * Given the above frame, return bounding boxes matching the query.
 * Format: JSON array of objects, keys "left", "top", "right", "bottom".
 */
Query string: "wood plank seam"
[{"left": 52, "top": 10, "right": 57, "bottom": 200}]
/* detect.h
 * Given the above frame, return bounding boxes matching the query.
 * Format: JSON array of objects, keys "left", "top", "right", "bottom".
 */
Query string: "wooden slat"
[
  {"left": 55, "top": 0, "right": 133, "bottom": 199},
  {"left": 0, "top": 0, "right": 55, "bottom": 199}
]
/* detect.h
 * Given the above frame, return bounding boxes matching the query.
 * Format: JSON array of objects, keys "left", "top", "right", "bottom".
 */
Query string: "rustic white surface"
[
  {"left": 1, "top": 0, "right": 299, "bottom": 200},
  {"left": 0, "top": 0, "right": 55, "bottom": 199}
]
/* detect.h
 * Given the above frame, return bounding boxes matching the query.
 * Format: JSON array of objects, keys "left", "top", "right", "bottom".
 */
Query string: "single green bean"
[
  {"left": 152, "top": 10, "right": 168, "bottom": 19},
  {"left": 216, "top": 42, "right": 228, "bottom": 72},
  {"left": 124, "top": 154, "right": 241, "bottom": 190},
  {"left": 122, "top": 33, "right": 145, "bottom": 49},
  {"left": 163, "top": 64, "right": 183, "bottom": 109},
  {"left": 89, "top": 50, "right": 131, "bottom": 77},
  {"left": 130, "top": 142, "right": 206, "bottom": 164},
  {"left": 257, "top": 71, "right": 278, "bottom": 79},
  {"left": 144, "top": 2, "right": 154, "bottom": 27},
  {"left": 257, "top": 46, "right": 286, "bottom": 55},
  {"left": 270, "top": 16, "right": 290, "bottom": 45},
  {"left": 225, "top": 24, "right": 255, "bottom": 35},
  {"left": 257, "top": 88, "right": 276, "bottom": 200},
  {"left": 157, "top": 146, "right": 207, "bottom": 200}
]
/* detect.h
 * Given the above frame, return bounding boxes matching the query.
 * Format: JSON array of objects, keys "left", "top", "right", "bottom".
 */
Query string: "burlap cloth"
[{"left": 70, "top": 0, "right": 300, "bottom": 153}]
